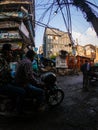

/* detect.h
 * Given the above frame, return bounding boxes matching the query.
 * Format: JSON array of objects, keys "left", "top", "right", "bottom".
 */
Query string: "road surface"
[{"left": 0, "top": 73, "right": 98, "bottom": 130}]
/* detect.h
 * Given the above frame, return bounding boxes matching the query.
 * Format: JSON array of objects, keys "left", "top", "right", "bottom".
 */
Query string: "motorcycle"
[{"left": 0, "top": 71, "right": 64, "bottom": 116}]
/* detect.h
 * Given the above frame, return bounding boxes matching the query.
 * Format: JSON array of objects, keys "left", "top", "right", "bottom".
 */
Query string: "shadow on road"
[{"left": 0, "top": 73, "right": 98, "bottom": 130}]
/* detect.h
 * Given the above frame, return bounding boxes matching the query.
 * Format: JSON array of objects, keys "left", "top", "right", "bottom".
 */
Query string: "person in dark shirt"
[
  {"left": 15, "top": 50, "right": 45, "bottom": 111},
  {"left": 0, "top": 43, "right": 25, "bottom": 114},
  {"left": 81, "top": 60, "right": 91, "bottom": 91}
]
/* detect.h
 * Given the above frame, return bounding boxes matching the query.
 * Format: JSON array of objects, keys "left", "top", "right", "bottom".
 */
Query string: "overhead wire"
[
  {"left": 56, "top": 0, "right": 75, "bottom": 45},
  {"left": 35, "top": 20, "right": 64, "bottom": 36},
  {"left": 56, "top": 0, "right": 68, "bottom": 32},
  {"left": 35, "top": 0, "right": 61, "bottom": 35},
  {"left": 35, "top": 0, "right": 74, "bottom": 41},
  {"left": 35, "top": 0, "right": 98, "bottom": 45},
  {"left": 46, "top": 0, "right": 55, "bottom": 25},
  {"left": 63, "top": 0, "right": 72, "bottom": 34},
  {"left": 65, "top": 0, "right": 74, "bottom": 44},
  {"left": 36, "top": 2, "right": 54, "bottom": 24},
  {"left": 86, "top": 0, "right": 98, "bottom": 9},
  {"left": 85, "top": 0, "right": 98, "bottom": 17}
]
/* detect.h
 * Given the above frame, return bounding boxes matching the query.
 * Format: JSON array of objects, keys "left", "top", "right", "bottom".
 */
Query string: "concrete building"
[
  {"left": 84, "top": 44, "right": 96, "bottom": 60},
  {"left": 39, "top": 45, "right": 43, "bottom": 54},
  {"left": 42, "top": 27, "right": 97, "bottom": 63},
  {"left": 0, "top": 0, "right": 35, "bottom": 50},
  {"left": 94, "top": 46, "right": 98, "bottom": 63},
  {"left": 76, "top": 45, "right": 85, "bottom": 56},
  {"left": 43, "top": 27, "right": 73, "bottom": 58}
]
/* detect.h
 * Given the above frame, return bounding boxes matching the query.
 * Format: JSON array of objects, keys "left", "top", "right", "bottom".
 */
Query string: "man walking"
[{"left": 81, "top": 60, "right": 91, "bottom": 91}]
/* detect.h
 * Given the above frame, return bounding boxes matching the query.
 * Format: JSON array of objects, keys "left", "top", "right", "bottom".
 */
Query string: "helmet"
[{"left": 41, "top": 72, "right": 56, "bottom": 84}]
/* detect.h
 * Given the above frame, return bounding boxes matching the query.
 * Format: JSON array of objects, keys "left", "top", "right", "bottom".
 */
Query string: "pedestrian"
[
  {"left": 15, "top": 49, "right": 46, "bottom": 111},
  {"left": 80, "top": 60, "right": 91, "bottom": 91}
]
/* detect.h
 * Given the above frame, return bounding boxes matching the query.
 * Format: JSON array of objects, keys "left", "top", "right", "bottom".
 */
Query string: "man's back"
[
  {"left": 81, "top": 63, "right": 87, "bottom": 73},
  {"left": 15, "top": 58, "right": 32, "bottom": 86},
  {"left": 81, "top": 61, "right": 90, "bottom": 74}
]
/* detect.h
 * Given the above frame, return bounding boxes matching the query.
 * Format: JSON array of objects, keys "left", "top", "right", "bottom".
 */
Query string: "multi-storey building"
[
  {"left": 76, "top": 45, "right": 85, "bottom": 56},
  {"left": 43, "top": 27, "right": 73, "bottom": 58},
  {"left": 43, "top": 28, "right": 96, "bottom": 60},
  {"left": 84, "top": 44, "right": 96, "bottom": 59},
  {"left": 0, "top": 0, "right": 35, "bottom": 50},
  {"left": 39, "top": 45, "right": 43, "bottom": 55},
  {"left": 95, "top": 46, "right": 98, "bottom": 63}
]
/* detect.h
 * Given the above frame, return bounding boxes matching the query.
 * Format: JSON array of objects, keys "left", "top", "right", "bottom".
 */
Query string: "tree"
[{"left": 71, "top": 0, "right": 98, "bottom": 36}]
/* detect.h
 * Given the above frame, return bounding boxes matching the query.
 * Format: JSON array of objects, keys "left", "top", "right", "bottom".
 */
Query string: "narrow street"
[
  {"left": 0, "top": 0, "right": 98, "bottom": 130},
  {"left": 0, "top": 73, "right": 98, "bottom": 130}
]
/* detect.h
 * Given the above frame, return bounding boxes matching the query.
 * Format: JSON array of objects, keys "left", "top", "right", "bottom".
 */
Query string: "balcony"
[
  {"left": 0, "top": 0, "right": 32, "bottom": 4},
  {"left": 0, "top": 0, "right": 32, "bottom": 12},
  {"left": 0, "top": 21, "right": 19, "bottom": 29}
]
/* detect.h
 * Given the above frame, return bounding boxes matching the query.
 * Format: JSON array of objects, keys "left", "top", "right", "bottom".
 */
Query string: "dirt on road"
[{"left": 0, "top": 73, "right": 98, "bottom": 130}]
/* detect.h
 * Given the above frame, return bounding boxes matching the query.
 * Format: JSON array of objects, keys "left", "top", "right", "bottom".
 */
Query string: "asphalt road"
[{"left": 0, "top": 73, "right": 98, "bottom": 130}]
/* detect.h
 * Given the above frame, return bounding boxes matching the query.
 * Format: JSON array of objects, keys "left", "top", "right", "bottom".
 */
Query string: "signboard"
[
  {"left": 19, "top": 22, "right": 29, "bottom": 38},
  {"left": 34, "top": 47, "right": 38, "bottom": 52},
  {"left": 0, "top": 33, "right": 20, "bottom": 39},
  {"left": 56, "top": 56, "right": 68, "bottom": 69},
  {"left": 0, "top": 12, "right": 23, "bottom": 18}
]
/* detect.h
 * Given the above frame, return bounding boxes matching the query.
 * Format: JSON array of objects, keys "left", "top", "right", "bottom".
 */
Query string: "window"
[{"left": 48, "top": 35, "right": 53, "bottom": 40}]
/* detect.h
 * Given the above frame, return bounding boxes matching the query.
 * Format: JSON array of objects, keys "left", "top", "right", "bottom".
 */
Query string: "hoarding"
[{"left": 56, "top": 56, "right": 68, "bottom": 69}]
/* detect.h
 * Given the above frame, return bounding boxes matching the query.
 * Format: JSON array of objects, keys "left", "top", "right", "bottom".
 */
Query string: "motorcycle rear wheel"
[{"left": 48, "top": 89, "right": 64, "bottom": 107}]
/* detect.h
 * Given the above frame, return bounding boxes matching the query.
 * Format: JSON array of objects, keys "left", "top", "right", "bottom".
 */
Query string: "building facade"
[
  {"left": 43, "top": 27, "right": 73, "bottom": 58},
  {"left": 0, "top": 0, "right": 35, "bottom": 50},
  {"left": 84, "top": 44, "right": 96, "bottom": 60},
  {"left": 42, "top": 27, "right": 97, "bottom": 64},
  {"left": 95, "top": 46, "right": 98, "bottom": 63}
]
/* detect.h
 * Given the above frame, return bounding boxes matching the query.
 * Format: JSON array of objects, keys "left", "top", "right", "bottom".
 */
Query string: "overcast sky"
[{"left": 35, "top": 0, "right": 98, "bottom": 48}]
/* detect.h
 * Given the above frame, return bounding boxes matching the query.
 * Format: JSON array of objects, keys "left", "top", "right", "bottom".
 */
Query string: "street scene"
[
  {"left": 0, "top": 73, "right": 98, "bottom": 130},
  {"left": 0, "top": 0, "right": 98, "bottom": 130}
]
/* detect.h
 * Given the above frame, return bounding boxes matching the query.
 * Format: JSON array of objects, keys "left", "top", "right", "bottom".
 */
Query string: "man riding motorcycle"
[{"left": 15, "top": 50, "right": 46, "bottom": 111}]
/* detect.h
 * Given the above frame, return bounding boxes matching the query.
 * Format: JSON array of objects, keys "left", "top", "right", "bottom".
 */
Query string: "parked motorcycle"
[{"left": 0, "top": 72, "right": 64, "bottom": 116}]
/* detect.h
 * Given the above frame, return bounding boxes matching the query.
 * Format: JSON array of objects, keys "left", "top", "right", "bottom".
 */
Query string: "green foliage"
[{"left": 50, "top": 55, "right": 56, "bottom": 60}]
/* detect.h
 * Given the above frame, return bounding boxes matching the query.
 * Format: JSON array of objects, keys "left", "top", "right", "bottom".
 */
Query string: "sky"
[{"left": 35, "top": 0, "right": 98, "bottom": 49}]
